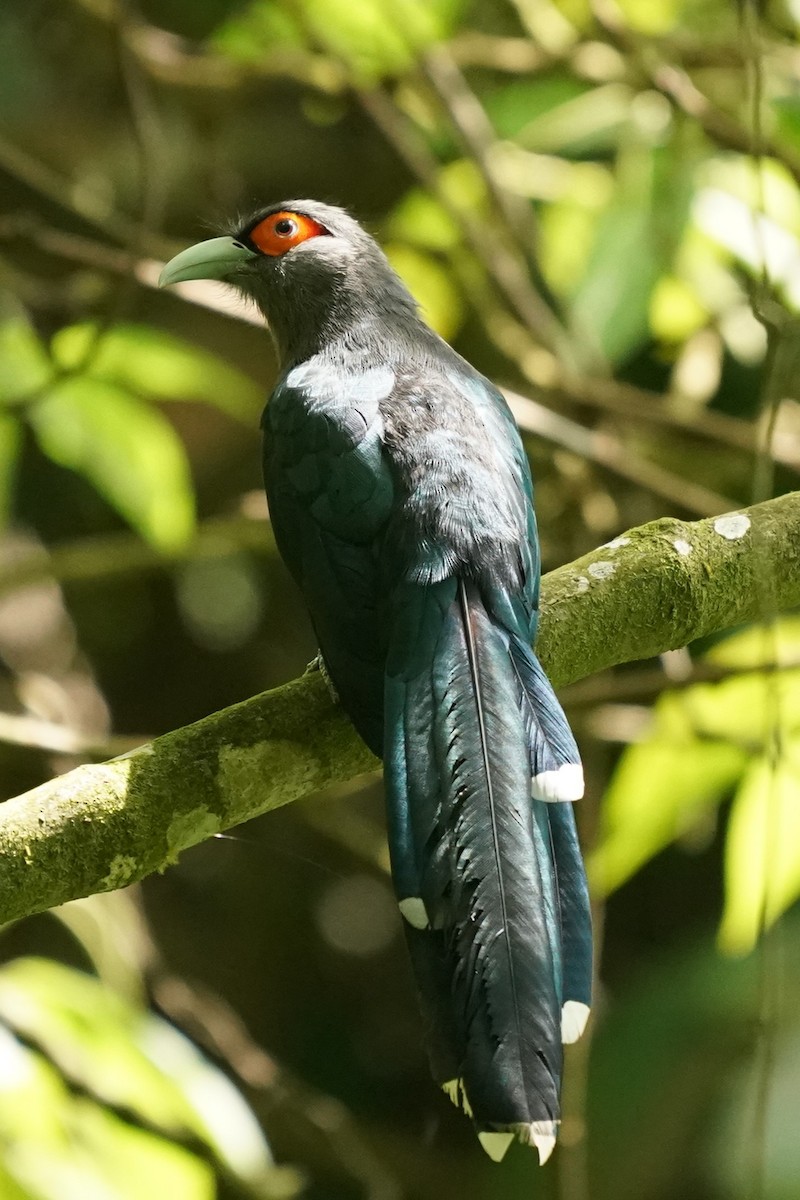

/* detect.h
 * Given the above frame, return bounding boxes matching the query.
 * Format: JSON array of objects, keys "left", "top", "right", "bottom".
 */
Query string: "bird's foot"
[{"left": 304, "top": 652, "right": 339, "bottom": 704}]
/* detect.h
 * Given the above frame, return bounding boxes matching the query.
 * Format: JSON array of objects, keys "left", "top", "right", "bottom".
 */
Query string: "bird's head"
[{"left": 159, "top": 200, "right": 419, "bottom": 364}]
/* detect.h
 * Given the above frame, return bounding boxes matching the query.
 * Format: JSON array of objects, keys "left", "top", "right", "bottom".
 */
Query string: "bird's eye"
[{"left": 247, "top": 210, "right": 327, "bottom": 257}]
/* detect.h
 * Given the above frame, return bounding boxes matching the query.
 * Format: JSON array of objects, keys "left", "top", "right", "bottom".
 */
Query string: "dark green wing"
[{"left": 262, "top": 361, "right": 395, "bottom": 753}]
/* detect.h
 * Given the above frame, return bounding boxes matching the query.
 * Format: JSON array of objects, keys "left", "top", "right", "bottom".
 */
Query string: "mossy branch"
[{"left": 1, "top": 494, "right": 798, "bottom": 926}]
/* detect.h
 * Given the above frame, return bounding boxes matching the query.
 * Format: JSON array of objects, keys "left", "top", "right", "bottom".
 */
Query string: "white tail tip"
[
  {"left": 561, "top": 1000, "right": 591, "bottom": 1044},
  {"left": 524, "top": 1120, "right": 558, "bottom": 1166},
  {"left": 531, "top": 763, "right": 585, "bottom": 803},
  {"left": 398, "top": 896, "right": 428, "bottom": 930},
  {"left": 478, "top": 1132, "right": 514, "bottom": 1162},
  {"left": 441, "top": 1078, "right": 472, "bottom": 1118}
]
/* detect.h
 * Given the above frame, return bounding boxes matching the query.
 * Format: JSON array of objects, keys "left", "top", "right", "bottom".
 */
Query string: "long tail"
[{"left": 384, "top": 578, "right": 591, "bottom": 1164}]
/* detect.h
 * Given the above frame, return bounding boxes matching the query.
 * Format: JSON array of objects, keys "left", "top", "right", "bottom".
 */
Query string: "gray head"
[{"left": 159, "top": 200, "right": 421, "bottom": 365}]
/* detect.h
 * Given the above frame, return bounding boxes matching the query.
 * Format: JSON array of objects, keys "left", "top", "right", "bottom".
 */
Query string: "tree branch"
[{"left": 1, "top": 493, "right": 798, "bottom": 926}]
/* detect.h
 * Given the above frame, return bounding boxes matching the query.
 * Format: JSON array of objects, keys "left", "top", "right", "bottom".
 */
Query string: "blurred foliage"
[
  {"left": 1, "top": 0, "right": 800, "bottom": 1197},
  {"left": 592, "top": 618, "right": 800, "bottom": 954}
]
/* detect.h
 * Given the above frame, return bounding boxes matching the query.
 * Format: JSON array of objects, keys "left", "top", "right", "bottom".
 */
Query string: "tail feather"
[
  {"left": 508, "top": 638, "right": 584, "bottom": 803},
  {"left": 548, "top": 802, "right": 593, "bottom": 1040},
  {"left": 385, "top": 578, "right": 587, "bottom": 1153},
  {"left": 434, "top": 581, "right": 562, "bottom": 1127},
  {"left": 505, "top": 633, "right": 592, "bottom": 1040}
]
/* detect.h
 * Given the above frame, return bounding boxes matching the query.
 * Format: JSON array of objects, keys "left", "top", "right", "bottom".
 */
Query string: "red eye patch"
[{"left": 248, "top": 211, "right": 326, "bottom": 257}]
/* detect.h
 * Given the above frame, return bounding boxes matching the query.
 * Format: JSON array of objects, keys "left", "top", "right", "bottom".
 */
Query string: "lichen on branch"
[{"left": 0, "top": 493, "right": 798, "bottom": 927}]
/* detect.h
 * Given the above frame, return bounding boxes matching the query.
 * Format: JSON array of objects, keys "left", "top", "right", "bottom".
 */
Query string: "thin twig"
[
  {"left": 152, "top": 975, "right": 402, "bottom": 1200},
  {"left": 505, "top": 389, "right": 736, "bottom": 516},
  {"left": 590, "top": 0, "right": 800, "bottom": 190},
  {"left": 0, "top": 515, "right": 274, "bottom": 600},
  {"left": 0, "top": 712, "right": 141, "bottom": 758},
  {"left": 354, "top": 86, "right": 576, "bottom": 361},
  {"left": 418, "top": 45, "right": 540, "bottom": 257},
  {"left": 563, "top": 656, "right": 800, "bottom": 708}
]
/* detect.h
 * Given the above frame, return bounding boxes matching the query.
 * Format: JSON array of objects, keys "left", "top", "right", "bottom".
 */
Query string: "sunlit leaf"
[
  {"left": 213, "top": 0, "right": 467, "bottom": 80},
  {"left": 59, "top": 1103, "right": 214, "bottom": 1200},
  {"left": 496, "top": 81, "right": 633, "bottom": 156},
  {"left": 693, "top": 619, "right": 800, "bottom": 747},
  {"left": 0, "top": 1026, "right": 213, "bottom": 1200},
  {"left": 677, "top": 670, "right": 800, "bottom": 748},
  {"left": 51, "top": 324, "right": 261, "bottom": 424},
  {"left": 773, "top": 95, "right": 800, "bottom": 158},
  {"left": 436, "top": 159, "right": 486, "bottom": 214},
  {"left": 29, "top": 377, "right": 195, "bottom": 551},
  {"left": 615, "top": 0, "right": 680, "bottom": 33},
  {"left": 0, "top": 299, "right": 52, "bottom": 404},
  {"left": 571, "top": 141, "right": 694, "bottom": 363},
  {"left": 707, "top": 617, "right": 800, "bottom": 670},
  {"left": 0, "top": 1163, "right": 31, "bottom": 1200},
  {"left": 0, "top": 960, "right": 294, "bottom": 1197},
  {"left": 650, "top": 275, "right": 709, "bottom": 343},
  {"left": 701, "top": 156, "right": 800, "bottom": 235},
  {"left": 211, "top": 1, "right": 304, "bottom": 58},
  {"left": 386, "top": 190, "right": 461, "bottom": 251},
  {"left": 0, "top": 959, "right": 202, "bottom": 1133},
  {"left": 540, "top": 198, "right": 605, "bottom": 295},
  {"left": 693, "top": 183, "right": 800, "bottom": 312},
  {"left": 485, "top": 75, "right": 590, "bottom": 141},
  {"left": 593, "top": 619, "right": 800, "bottom": 899},
  {"left": 720, "top": 751, "right": 800, "bottom": 955},
  {"left": 384, "top": 243, "right": 464, "bottom": 339},
  {"left": 590, "top": 732, "right": 745, "bottom": 896}
]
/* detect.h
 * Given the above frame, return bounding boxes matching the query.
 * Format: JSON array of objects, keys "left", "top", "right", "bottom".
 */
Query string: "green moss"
[{"left": 165, "top": 809, "right": 221, "bottom": 858}]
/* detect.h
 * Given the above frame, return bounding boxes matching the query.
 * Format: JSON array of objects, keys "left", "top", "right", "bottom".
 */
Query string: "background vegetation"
[{"left": 1, "top": 0, "right": 800, "bottom": 1197}]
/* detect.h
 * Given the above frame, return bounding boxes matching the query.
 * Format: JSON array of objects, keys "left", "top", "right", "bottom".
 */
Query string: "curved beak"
[{"left": 158, "top": 236, "right": 257, "bottom": 287}]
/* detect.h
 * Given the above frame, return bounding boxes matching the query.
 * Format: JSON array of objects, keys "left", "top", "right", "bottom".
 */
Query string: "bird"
[{"left": 159, "top": 200, "right": 592, "bottom": 1164}]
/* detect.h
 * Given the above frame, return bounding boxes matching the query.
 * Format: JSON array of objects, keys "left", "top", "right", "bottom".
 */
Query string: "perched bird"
[{"left": 159, "top": 201, "right": 592, "bottom": 1164}]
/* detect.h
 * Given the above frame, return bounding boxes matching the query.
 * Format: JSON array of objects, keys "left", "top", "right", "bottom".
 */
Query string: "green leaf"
[
  {"left": 211, "top": 1, "right": 305, "bottom": 59},
  {"left": 51, "top": 324, "right": 261, "bottom": 424},
  {"left": 693, "top": 619, "right": 800, "bottom": 747},
  {"left": 773, "top": 95, "right": 800, "bottom": 158},
  {"left": 57, "top": 1102, "right": 214, "bottom": 1200},
  {"left": 0, "top": 959, "right": 294, "bottom": 1196},
  {"left": 490, "top": 79, "right": 632, "bottom": 156},
  {"left": 649, "top": 274, "right": 709, "bottom": 343},
  {"left": 384, "top": 243, "right": 464, "bottom": 339},
  {"left": 615, "top": 0, "right": 680, "bottom": 33},
  {"left": 570, "top": 141, "right": 694, "bottom": 364},
  {"left": 540, "top": 186, "right": 611, "bottom": 295},
  {"left": 0, "top": 959, "right": 202, "bottom": 1133},
  {"left": 593, "top": 618, "right": 800, "bottom": 900},
  {"left": 386, "top": 190, "right": 461, "bottom": 252},
  {"left": 0, "top": 298, "right": 52, "bottom": 404},
  {"left": 590, "top": 730, "right": 746, "bottom": 896},
  {"left": 0, "top": 1030, "right": 213, "bottom": 1200},
  {"left": 707, "top": 616, "right": 800, "bottom": 670},
  {"left": 484, "top": 75, "right": 590, "bottom": 142},
  {"left": 213, "top": 0, "right": 467, "bottom": 81},
  {"left": 720, "top": 750, "right": 800, "bottom": 955},
  {"left": 29, "top": 376, "right": 195, "bottom": 551}
]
